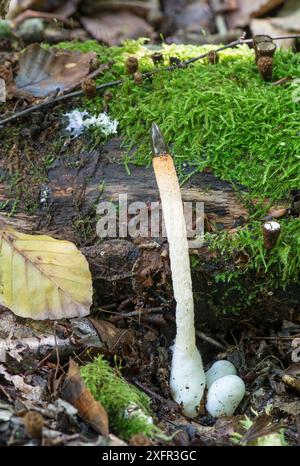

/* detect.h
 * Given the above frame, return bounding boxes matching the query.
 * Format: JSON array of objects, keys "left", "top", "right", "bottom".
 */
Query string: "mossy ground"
[
  {"left": 80, "top": 355, "right": 159, "bottom": 440},
  {"left": 56, "top": 39, "right": 300, "bottom": 299}
]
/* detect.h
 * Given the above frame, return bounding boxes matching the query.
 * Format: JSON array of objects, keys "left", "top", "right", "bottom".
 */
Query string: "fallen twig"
[
  {"left": 182, "top": 34, "right": 300, "bottom": 66},
  {"left": 282, "top": 374, "right": 300, "bottom": 393},
  {"left": 196, "top": 330, "right": 227, "bottom": 351},
  {"left": 0, "top": 79, "right": 123, "bottom": 127},
  {"left": 271, "top": 77, "right": 293, "bottom": 86},
  {"left": 1, "top": 34, "right": 299, "bottom": 128},
  {"left": 249, "top": 335, "right": 300, "bottom": 340},
  {"left": 110, "top": 307, "right": 163, "bottom": 323},
  {"left": 133, "top": 379, "right": 178, "bottom": 410}
]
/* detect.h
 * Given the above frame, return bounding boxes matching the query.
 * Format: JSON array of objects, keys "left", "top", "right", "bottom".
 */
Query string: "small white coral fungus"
[{"left": 65, "top": 110, "right": 118, "bottom": 138}]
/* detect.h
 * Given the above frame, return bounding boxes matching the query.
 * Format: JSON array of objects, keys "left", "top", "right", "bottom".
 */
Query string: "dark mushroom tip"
[{"left": 151, "top": 122, "right": 168, "bottom": 158}]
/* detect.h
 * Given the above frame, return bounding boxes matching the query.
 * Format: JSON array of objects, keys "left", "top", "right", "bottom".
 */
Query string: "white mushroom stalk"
[{"left": 151, "top": 123, "right": 206, "bottom": 418}]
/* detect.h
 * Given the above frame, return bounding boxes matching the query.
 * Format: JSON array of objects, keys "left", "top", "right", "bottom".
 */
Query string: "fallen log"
[
  {"left": 0, "top": 137, "right": 248, "bottom": 237},
  {"left": 0, "top": 138, "right": 297, "bottom": 326}
]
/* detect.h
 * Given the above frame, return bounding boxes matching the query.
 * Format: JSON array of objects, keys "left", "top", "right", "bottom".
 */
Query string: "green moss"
[
  {"left": 0, "top": 20, "right": 12, "bottom": 38},
  {"left": 54, "top": 40, "right": 300, "bottom": 293},
  {"left": 207, "top": 219, "right": 300, "bottom": 288},
  {"left": 80, "top": 355, "right": 159, "bottom": 440}
]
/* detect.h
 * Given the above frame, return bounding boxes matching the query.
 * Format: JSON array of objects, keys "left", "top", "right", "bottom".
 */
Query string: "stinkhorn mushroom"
[{"left": 151, "top": 123, "right": 206, "bottom": 418}]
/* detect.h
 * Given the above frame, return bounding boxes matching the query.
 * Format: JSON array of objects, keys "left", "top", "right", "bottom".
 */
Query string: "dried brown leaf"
[
  {"left": 0, "top": 364, "right": 44, "bottom": 401},
  {"left": 61, "top": 360, "right": 109, "bottom": 436},
  {"left": 227, "top": 0, "right": 285, "bottom": 28},
  {"left": 284, "top": 363, "right": 300, "bottom": 378},
  {"left": 273, "top": 396, "right": 300, "bottom": 416},
  {"left": 132, "top": 241, "right": 171, "bottom": 295},
  {"left": 23, "top": 410, "right": 44, "bottom": 439},
  {"left": 81, "top": 11, "right": 153, "bottom": 46},
  {"left": 89, "top": 318, "right": 134, "bottom": 355},
  {"left": 240, "top": 414, "right": 283, "bottom": 445},
  {"left": 14, "top": 44, "right": 97, "bottom": 97}
]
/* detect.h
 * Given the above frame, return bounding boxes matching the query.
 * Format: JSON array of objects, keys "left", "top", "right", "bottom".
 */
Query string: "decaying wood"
[
  {"left": 0, "top": 138, "right": 248, "bottom": 237},
  {"left": 0, "top": 308, "right": 104, "bottom": 369},
  {"left": 0, "top": 136, "right": 250, "bottom": 316},
  {"left": 0, "top": 134, "right": 299, "bottom": 322}
]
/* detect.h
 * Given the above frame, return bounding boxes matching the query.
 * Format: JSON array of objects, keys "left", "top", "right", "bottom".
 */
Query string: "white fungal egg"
[
  {"left": 206, "top": 360, "right": 237, "bottom": 389},
  {"left": 206, "top": 374, "right": 245, "bottom": 417}
]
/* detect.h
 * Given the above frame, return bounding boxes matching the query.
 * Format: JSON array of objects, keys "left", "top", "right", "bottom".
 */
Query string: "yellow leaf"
[{"left": 0, "top": 220, "right": 92, "bottom": 320}]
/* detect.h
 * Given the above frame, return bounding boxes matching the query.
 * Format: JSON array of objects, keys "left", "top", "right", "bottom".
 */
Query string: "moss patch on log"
[{"left": 56, "top": 39, "right": 299, "bottom": 296}]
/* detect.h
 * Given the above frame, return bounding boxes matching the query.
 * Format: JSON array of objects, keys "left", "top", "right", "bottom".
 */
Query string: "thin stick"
[
  {"left": 1, "top": 34, "right": 299, "bottom": 127},
  {"left": 249, "top": 335, "right": 300, "bottom": 341},
  {"left": 110, "top": 307, "right": 163, "bottom": 322},
  {"left": 0, "top": 79, "right": 123, "bottom": 127},
  {"left": 133, "top": 379, "right": 177, "bottom": 409},
  {"left": 183, "top": 34, "right": 300, "bottom": 66},
  {"left": 196, "top": 330, "right": 227, "bottom": 351}
]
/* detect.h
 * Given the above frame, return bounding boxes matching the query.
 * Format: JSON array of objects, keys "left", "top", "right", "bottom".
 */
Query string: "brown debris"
[
  {"left": 134, "top": 71, "right": 143, "bottom": 85},
  {"left": 61, "top": 360, "right": 109, "bottom": 436},
  {"left": 282, "top": 374, "right": 300, "bottom": 394},
  {"left": 240, "top": 413, "right": 283, "bottom": 445},
  {"left": 257, "top": 56, "right": 274, "bottom": 81},
  {"left": 14, "top": 43, "right": 97, "bottom": 98},
  {"left": 0, "top": 61, "right": 13, "bottom": 83},
  {"left": 263, "top": 207, "right": 288, "bottom": 220},
  {"left": 207, "top": 50, "right": 219, "bottom": 64},
  {"left": 125, "top": 56, "right": 139, "bottom": 75},
  {"left": 129, "top": 434, "right": 153, "bottom": 446},
  {"left": 89, "top": 318, "right": 135, "bottom": 356},
  {"left": 81, "top": 78, "right": 97, "bottom": 99},
  {"left": 226, "top": 0, "right": 285, "bottom": 29},
  {"left": 80, "top": 11, "right": 154, "bottom": 46},
  {"left": 23, "top": 410, "right": 44, "bottom": 439},
  {"left": 132, "top": 241, "right": 171, "bottom": 296},
  {"left": 271, "top": 77, "right": 292, "bottom": 86}
]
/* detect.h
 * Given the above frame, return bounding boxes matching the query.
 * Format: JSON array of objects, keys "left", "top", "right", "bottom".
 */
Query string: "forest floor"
[{"left": 0, "top": 29, "right": 300, "bottom": 446}]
